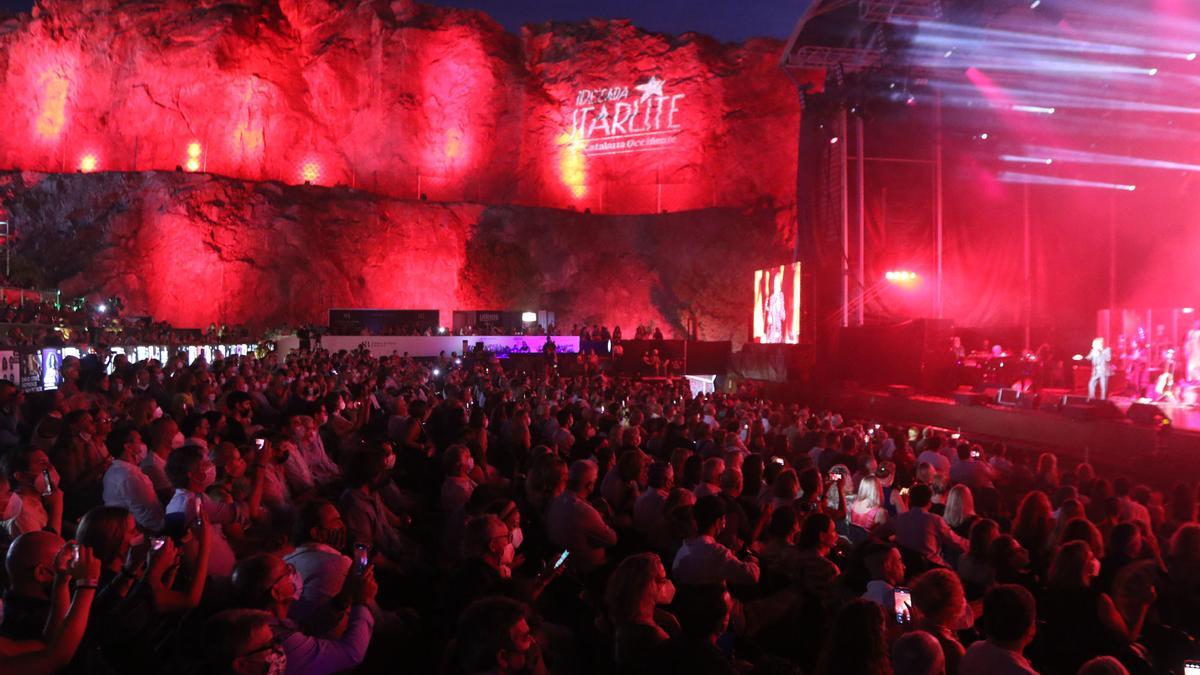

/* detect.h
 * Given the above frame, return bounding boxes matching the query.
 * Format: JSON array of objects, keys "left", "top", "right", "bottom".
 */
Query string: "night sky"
[{"left": 0, "top": 0, "right": 805, "bottom": 42}]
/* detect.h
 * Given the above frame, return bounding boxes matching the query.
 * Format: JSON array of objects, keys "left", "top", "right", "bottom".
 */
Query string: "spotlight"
[
  {"left": 1184, "top": 308, "right": 1195, "bottom": 314},
  {"left": 187, "top": 142, "right": 202, "bottom": 159},
  {"left": 980, "top": 133, "right": 990, "bottom": 140},
  {"left": 1148, "top": 68, "right": 1159, "bottom": 76},
  {"left": 299, "top": 161, "right": 321, "bottom": 183},
  {"left": 1189, "top": 53, "right": 1197, "bottom": 62},
  {"left": 437, "top": 326, "right": 446, "bottom": 334},
  {"left": 830, "top": 137, "right": 840, "bottom": 145},
  {"left": 79, "top": 154, "right": 98, "bottom": 173},
  {"left": 455, "top": 358, "right": 462, "bottom": 365},
  {"left": 885, "top": 270, "right": 919, "bottom": 283},
  {"left": 1030, "top": 0, "right": 1040, "bottom": 8},
  {"left": 185, "top": 158, "right": 200, "bottom": 172},
  {"left": 521, "top": 311, "right": 537, "bottom": 323},
  {"left": 433, "top": 368, "right": 441, "bottom": 376},
  {"left": 97, "top": 304, "right": 107, "bottom": 313}
]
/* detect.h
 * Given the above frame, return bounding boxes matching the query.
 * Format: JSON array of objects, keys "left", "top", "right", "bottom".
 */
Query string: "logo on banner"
[{"left": 567, "top": 76, "right": 685, "bottom": 157}]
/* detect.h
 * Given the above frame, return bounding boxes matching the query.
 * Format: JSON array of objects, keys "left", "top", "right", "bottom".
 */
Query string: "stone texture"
[
  {"left": 0, "top": 0, "right": 801, "bottom": 227},
  {"left": 0, "top": 170, "right": 788, "bottom": 343}
]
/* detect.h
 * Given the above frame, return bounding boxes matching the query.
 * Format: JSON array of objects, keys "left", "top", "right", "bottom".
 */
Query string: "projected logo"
[
  {"left": 567, "top": 76, "right": 685, "bottom": 157},
  {"left": 753, "top": 263, "right": 801, "bottom": 345}
]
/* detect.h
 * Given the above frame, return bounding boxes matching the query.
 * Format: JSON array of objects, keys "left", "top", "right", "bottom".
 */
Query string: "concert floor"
[{"left": 829, "top": 388, "right": 1200, "bottom": 488}]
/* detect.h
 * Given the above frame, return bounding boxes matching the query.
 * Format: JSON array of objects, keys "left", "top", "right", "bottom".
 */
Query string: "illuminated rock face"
[
  {"left": 0, "top": 171, "right": 788, "bottom": 342},
  {"left": 0, "top": 2, "right": 803, "bottom": 339},
  {"left": 0, "top": 1, "right": 800, "bottom": 220}
]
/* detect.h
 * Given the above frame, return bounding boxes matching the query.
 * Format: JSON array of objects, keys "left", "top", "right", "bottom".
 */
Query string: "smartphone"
[
  {"left": 900, "top": 487, "right": 910, "bottom": 497},
  {"left": 68, "top": 543, "right": 80, "bottom": 566},
  {"left": 41, "top": 469, "right": 54, "bottom": 496},
  {"left": 1185, "top": 661, "right": 1200, "bottom": 675},
  {"left": 150, "top": 536, "right": 167, "bottom": 551},
  {"left": 191, "top": 498, "right": 203, "bottom": 529},
  {"left": 255, "top": 438, "right": 265, "bottom": 451},
  {"left": 951, "top": 432, "right": 961, "bottom": 440},
  {"left": 771, "top": 457, "right": 786, "bottom": 466},
  {"left": 553, "top": 550, "right": 570, "bottom": 570},
  {"left": 893, "top": 587, "right": 912, "bottom": 624},
  {"left": 971, "top": 450, "right": 981, "bottom": 459},
  {"left": 354, "top": 543, "right": 370, "bottom": 574}
]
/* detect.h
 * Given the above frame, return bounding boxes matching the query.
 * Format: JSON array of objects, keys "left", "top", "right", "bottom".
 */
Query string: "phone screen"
[
  {"left": 354, "top": 544, "right": 370, "bottom": 574},
  {"left": 255, "top": 438, "right": 265, "bottom": 451},
  {"left": 151, "top": 537, "right": 167, "bottom": 551},
  {"left": 894, "top": 588, "right": 912, "bottom": 624},
  {"left": 1185, "top": 661, "right": 1200, "bottom": 675},
  {"left": 554, "top": 550, "right": 570, "bottom": 569}
]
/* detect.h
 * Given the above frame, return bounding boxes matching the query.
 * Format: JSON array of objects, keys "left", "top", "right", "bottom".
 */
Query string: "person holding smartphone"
[{"left": 1, "top": 449, "right": 64, "bottom": 538}]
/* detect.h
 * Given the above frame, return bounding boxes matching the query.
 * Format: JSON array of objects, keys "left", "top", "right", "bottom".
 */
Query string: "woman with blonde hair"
[
  {"left": 942, "top": 484, "right": 977, "bottom": 539},
  {"left": 849, "top": 475, "right": 889, "bottom": 530}
]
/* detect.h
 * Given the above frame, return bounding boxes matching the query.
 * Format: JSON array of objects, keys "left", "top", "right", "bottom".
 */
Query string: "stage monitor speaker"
[
  {"left": 1017, "top": 392, "right": 1040, "bottom": 410},
  {"left": 954, "top": 390, "right": 988, "bottom": 407},
  {"left": 996, "top": 388, "right": 1022, "bottom": 406},
  {"left": 1061, "top": 394, "right": 1091, "bottom": 409},
  {"left": 1062, "top": 399, "right": 1123, "bottom": 421},
  {"left": 888, "top": 384, "right": 914, "bottom": 399},
  {"left": 1127, "top": 402, "right": 1168, "bottom": 425}
]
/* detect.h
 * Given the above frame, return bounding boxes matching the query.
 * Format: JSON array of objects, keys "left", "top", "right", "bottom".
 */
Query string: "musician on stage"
[
  {"left": 1186, "top": 320, "right": 1200, "bottom": 382},
  {"left": 1087, "top": 337, "right": 1112, "bottom": 400}
]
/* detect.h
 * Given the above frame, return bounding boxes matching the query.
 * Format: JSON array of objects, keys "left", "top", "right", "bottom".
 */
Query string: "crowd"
[{"left": 0, "top": 343, "right": 1193, "bottom": 675}]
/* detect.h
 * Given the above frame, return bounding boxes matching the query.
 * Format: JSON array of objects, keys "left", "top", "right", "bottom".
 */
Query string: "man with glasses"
[
  {"left": 203, "top": 608, "right": 287, "bottom": 675},
  {"left": 232, "top": 553, "right": 377, "bottom": 675}
]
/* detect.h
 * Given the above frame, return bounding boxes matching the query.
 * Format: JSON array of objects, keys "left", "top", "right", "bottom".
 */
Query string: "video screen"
[{"left": 753, "top": 262, "right": 801, "bottom": 344}]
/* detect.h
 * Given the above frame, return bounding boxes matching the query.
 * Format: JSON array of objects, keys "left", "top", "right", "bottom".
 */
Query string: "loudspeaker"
[
  {"left": 888, "top": 384, "right": 914, "bottom": 399},
  {"left": 1017, "top": 392, "right": 1041, "bottom": 410},
  {"left": 954, "top": 390, "right": 988, "bottom": 407},
  {"left": 1127, "top": 402, "right": 1168, "bottom": 425},
  {"left": 1061, "top": 394, "right": 1091, "bottom": 409},
  {"left": 996, "top": 388, "right": 1022, "bottom": 406},
  {"left": 1062, "top": 399, "right": 1123, "bottom": 421}
]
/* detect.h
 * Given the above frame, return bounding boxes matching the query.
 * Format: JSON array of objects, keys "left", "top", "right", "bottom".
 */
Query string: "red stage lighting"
[{"left": 79, "top": 153, "right": 98, "bottom": 173}]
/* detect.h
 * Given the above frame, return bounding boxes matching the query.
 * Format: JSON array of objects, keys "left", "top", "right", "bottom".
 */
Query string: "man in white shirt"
[
  {"left": 1, "top": 448, "right": 63, "bottom": 538},
  {"left": 284, "top": 499, "right": 354, "bottom": 633},
  {"left": 673, "top": 496, "right": 759, "bottom": 586},
  {"left": 102, "top": 426, "right": 165, "bottom": 533},
  {"left": 165, "top": 446, "right": 242, "bottom": 578},
  {"left": 959, "top": 584, "right": 1040, "bottom": 674}
]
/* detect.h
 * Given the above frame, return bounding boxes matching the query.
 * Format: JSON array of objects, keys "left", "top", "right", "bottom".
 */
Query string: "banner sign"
[{"left": 567, "top": 75, "right": 685, "bottom": 157}]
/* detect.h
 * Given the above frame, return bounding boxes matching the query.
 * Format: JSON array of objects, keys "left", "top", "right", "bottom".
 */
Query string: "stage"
[{"left": 829, "top": 388, "right": 1200, "bottom": 488}]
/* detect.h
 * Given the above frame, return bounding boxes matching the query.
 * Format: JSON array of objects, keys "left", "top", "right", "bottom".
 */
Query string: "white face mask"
[
  {"left": 171, "top": 431, "right": 186, "bottom": 449},
  {"left": 510, "top": 527, "right": 523, "bottom": 550},
  {"left": 289, "top": 567, "right": 304, "bottom": 601},
  {"left": 152, "top": 406, "right": 164, "bottom": 420},
  {"left": 201, "top": 464, "right": 217, "bottom": 488},
  {"left": 129, "top": 443, "right": 148, "bottom": 465},
  {"left": 383, "top": 454, "right": 396, "bottom": 470},
  {"left": 1088, "top": 557, "right": 1101, "bottom": 578},
  {"left": 500, "top": 541, "right": 515, "bottom": 566}
]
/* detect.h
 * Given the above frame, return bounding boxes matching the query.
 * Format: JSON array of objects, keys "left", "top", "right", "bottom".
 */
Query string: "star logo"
[{"left": 635, "top": 75, "right": 666, "bottom": 103}]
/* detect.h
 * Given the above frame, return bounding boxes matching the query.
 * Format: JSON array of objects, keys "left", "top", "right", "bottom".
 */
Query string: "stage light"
[
  {"left": 1012, "top": 105, "right": 1056, "bottom": 114},
  {"left": 830, "top": 136, "right": 840, "bottom": 145},
  {"left": 1001, "top": 155, "right": 1054, "bottom": 165},
  {"left": 1184, "top": 307, "right": 1195, "bottom": 314},
  {"left": 980, "top": 133, "right": 989, "bottom": 140},
  {"left": 437, "top": 326, "right": 446, "bottom": 334},
  {"left": 1030, "top": 0, "right": 1041, "bottom": 7},
  {"left": 1148, "top": 68, "right": 1159, "bottom": 76},
  {"left": 300, "top": 161, "right": 321, "bottom": 183},
  {"left": 187, "top": 142, "right": 202, "bottom": 159},
  {"left": 97, "top": 304, "right": 107, "bottom": 313},
  {"left": 432, "top": 368, "right": 440, "bottom": 376},
  {"left": 1072, "top": 354, "right": 1084, "bottom": 361},
  {"left": 521, "top": 311, "right": 537, "bottom": 323},
  {"left": 1189, "top": 53, "right": 1198, "bottom": 62},
  {"left": 79, "top": 154, "right": 98, "bottom": 173},
  {"left": 999, "top": 171, "right": 1137, "bottom": 192},
  {"left": 885, "top": 270, "right": 919, "bottom": 283}
]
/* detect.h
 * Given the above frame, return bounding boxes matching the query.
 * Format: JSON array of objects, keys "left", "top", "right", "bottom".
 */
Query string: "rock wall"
[
  {"left": 0, "top": 170, "right": 788, "bottom": 343},
  {"left": 0, "top": 0, "right": 803, "bottom": 228}
]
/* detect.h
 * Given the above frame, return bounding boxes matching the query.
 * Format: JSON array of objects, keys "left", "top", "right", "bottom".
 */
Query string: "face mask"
[
  {"left": 337, "top": 399, "right": 346, "bottom": 412},
  {"left": 656, "top": 579, "right": 676, "bottom": 605},
  {"left": 465, "top": 457, "right": 475, "bottom": 474},
  {"left": 129, "top": 443, "right": 148, "bottom": 465},
  {"left": 152, "top": 406, "right": 163, "bottom": 420},
  {"left": 262, "top": 645, "right": 287, "bottom": 675},
  {"left": 171, "top": 431, "right": 186, "bottom": 449},
  {"left": 201, "top": 463, "right": 217, "bottom": 488},
  {"left": 383, "top": 454, "right": 396, "bottom": 470},
  {"left": 500, "top": 541, "right": 515, "bottom": 566},
  {"left": 33, "top": 471, "right": 51, "bottom": 495},
  {"left": 1088, "top": 557, "right": 1101, "bottom": 578},
  {"left": 510, "top": 527, "right": 523, "bottom": 550},
  {"left": 289, "top": 567, "right": 304, "bottom": 601}
]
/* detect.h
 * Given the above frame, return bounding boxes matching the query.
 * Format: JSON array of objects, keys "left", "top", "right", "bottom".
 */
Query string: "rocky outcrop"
[
  {"left": 0, "top": 0, "right": 801, "bottom": 228},
  {"left": 0, "top": 170, "right": 788, "bottom": 343}
]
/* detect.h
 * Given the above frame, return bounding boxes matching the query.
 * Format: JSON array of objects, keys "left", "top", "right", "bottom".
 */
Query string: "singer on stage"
[{"left": 1088, "top": 337, "right": 1112, "bottom": 400}]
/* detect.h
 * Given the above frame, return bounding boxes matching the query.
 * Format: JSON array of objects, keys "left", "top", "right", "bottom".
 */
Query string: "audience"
[{"left": 0, "top": 343, "right": 1193, "bottom": 675}]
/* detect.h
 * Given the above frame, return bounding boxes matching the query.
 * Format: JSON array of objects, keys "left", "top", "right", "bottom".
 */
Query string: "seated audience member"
[
  {"left": 672, "top": 495, "right": 759, "bottom": 586},
  {"left": 451, "top": 596, "right": 543, "bottom": 675},
  {"left": 960, "top": 584, "right": 1040, "bottom": 675},
  {"left": 862, "top": 541, "right": 907, "bottom": 610},
  {"left": 203, "top": 609, "right": 286, "bottom": 675},
  {"left": 949, "top": 443, "right": 996, "bottom": 490},
  {"left": 892, "top": 630, "right": 947, "bottom": 675},
  {"left": 912, "top": 568, "right": 968, "bottom": 675},
  {"left": 1077, "top": 656, "right": 1131, "bottom": 675},
  {"left": 340, "top": 449, "right": 414, "bottom": 572},
  {"left": 441, "top": 444, "right": 477, "bottom": 516},
  {"left": 547, "top": 460, "right": 618, "bottom": 575},
  {"left": 633, "top": 461, "right": 673, "bottom": 537},
  {"left": 881, "top": 483, "right": 966, "bottom": 569},
  {"left": 850, "top": 474, "right": 890, "bottom": 531},
  {"left": 693, "top": 457, "right": 725, "bottom": 499},
  {"left": 1, "top": 449, "right": 64, "bottom": 537},
  {"left": 283, "top": 499, "right": 353, "bottom": 634},
  {"left": 102, "top": 424, "right": 165, "bottom": 533},
  {"left": 815, "top": 598, "right": 891, "bottom": 675},
  {"left": 0, "top": 535, "right": 100, "bottom": 674},
  {"left": 651, "top": 583, "right": 737, "bottom": 675},
  {"left": 605, "top": 552, "right": 679, "bottom": 673},
  {"left": 942, "top": 484, "right": 978, "bottom": 540},
  {"left": 164, "top": 444, "right": 241, "bottom": 577},
  {"left": 232, "top": 552, "right": 377, "bottom": 675}
]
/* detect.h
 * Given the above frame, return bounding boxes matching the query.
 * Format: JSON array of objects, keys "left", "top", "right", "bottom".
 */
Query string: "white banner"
[{"left": 276, "top": 335, "right": 580, "bottom": 358}]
